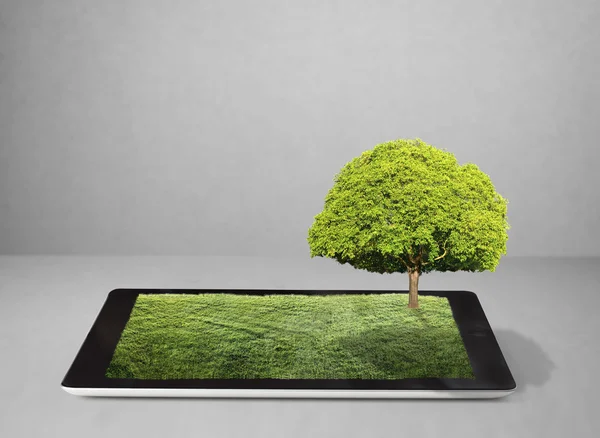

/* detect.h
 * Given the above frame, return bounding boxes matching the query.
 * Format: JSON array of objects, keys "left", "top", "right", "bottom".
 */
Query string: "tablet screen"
[
  {"left": 105, "top": 293, "right": 475, "bottom": 380},
  {"left": 62, "top": 289, "right": 516, "bottom": 395}
]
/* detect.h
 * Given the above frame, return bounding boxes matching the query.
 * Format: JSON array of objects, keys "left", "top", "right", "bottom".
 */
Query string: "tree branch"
[
  {"left": 433, "top": 239, "right": 449, "bottom": 261},
  {"left": 398, "top": 256, "right": 409, "bottom": 270},
  {"left": 407, "top": 247, "right": 416, "bottom": 264},
  {"left": 421, "top": 239, "right": 450, "bottom": 265},
  {"left": 434, "top": 248, "right": 448, "bottom": 261}
]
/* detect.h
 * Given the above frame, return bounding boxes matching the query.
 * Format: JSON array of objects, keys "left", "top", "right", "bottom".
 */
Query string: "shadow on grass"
[
  {"left": 334, "top": 324, "right": 472, "bottom": 379},
  {"left": 334, "top": 325, "right": 420, "bottom": 376}
]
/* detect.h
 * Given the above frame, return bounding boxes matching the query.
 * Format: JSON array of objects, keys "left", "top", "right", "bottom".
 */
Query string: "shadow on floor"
[{"left": 493, "top": 329, "right": 555, "bottom": 395}]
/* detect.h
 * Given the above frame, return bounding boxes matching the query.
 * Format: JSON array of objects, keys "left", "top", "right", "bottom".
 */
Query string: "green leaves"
[{"left": 307, "top": 139, "right": 509, "bottom": 275}]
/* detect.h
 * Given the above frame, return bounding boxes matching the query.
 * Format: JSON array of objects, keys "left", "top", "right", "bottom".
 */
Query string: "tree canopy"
[{"left": 307, "top": 138, "right": 509, "bottom": 275}]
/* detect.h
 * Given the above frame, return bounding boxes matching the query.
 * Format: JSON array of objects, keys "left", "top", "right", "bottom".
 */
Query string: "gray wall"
[{"left": 1, "top": 0, "right": 598, "bottom": 256}]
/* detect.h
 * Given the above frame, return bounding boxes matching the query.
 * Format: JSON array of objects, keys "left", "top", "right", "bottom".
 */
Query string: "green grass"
[{"left": 106, "top": 294, "right": 475, "bottom": 380}]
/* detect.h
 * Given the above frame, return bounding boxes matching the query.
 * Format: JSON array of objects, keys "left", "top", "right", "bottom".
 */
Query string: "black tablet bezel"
[{"left": 61, "top": 289, "right": 516, "bottom": 391}]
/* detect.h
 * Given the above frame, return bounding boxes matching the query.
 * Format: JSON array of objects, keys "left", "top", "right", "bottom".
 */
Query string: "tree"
[{"left": 307, "top": 138, "right": 509, "bottom": 308}]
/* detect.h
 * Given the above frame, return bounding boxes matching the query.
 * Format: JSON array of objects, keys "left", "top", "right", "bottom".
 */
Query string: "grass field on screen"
[{"left": 106, "top": 293, "right": 475, "bottom": 380}]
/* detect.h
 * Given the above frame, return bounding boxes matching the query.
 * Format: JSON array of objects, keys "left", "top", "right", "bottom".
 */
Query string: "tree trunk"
[{"left": 408, "top": 269, "right": 420, "bottom": 308}]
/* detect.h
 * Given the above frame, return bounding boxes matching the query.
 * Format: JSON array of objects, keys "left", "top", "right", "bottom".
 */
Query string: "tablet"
[{"left": 61, "top": 289, "right": 516, "bottom": 398}]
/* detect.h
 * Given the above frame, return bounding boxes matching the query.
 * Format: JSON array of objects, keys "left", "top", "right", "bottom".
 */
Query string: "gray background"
[
  {"left": 1, "top": 0, "right": 599, "bottom": 257},
  {"left": 1, "top": 2, "right": 600, "bottom": 437}
]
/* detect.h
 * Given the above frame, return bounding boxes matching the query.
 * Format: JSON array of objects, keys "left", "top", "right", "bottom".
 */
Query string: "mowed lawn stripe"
[{"left": 105, "top": 294, "right": 475, "bottom": 380}]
